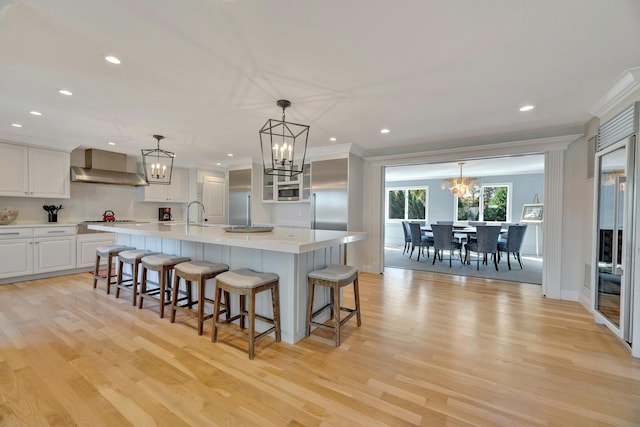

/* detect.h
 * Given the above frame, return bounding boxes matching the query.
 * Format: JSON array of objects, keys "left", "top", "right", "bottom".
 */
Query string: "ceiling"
[{"left": 1, "top": 0, "right": 639, "bottom": 170}]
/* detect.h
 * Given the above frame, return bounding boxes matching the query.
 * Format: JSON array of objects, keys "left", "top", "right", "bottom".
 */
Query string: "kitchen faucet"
[{"left": 186, "top": 200, "right": 205, "bottom": 225}]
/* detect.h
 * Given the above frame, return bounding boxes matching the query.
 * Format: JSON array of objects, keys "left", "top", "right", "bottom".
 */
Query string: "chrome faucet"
[{"left": 186, "top": 200, "right": 205, "bottom": 225}]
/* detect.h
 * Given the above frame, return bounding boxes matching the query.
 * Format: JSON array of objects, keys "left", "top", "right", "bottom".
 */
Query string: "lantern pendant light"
[{"left": 141, "top": 134, "right": 174, "bottom": 185}]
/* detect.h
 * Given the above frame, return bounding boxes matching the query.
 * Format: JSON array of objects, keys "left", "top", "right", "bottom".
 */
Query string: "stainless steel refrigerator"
[
  {"left": 311, "top": 158, "right": 348, "bottom": 231},
  {"left": 228, "top": 169, "right": 252, "bottom": 225}
]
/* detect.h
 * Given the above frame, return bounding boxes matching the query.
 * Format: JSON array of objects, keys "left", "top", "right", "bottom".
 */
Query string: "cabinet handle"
[
  {"left": 47, "top": 230, "right": 66, "bottom": 234},
  {"left": 0, "top": 232, "right": 20, "bottom": 236}
]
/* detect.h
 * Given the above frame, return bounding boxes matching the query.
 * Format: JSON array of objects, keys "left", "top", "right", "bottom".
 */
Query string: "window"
[
  {"left": 456, "top": 184, "right": 511, "bottom": 222},
  {"left": 386, "top": 187, "right": 428, "bottom": 221}
]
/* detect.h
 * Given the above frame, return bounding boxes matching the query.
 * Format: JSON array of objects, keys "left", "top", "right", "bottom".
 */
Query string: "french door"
[{"left": 594, "top": 137, "right": 635, "bottom": 343}]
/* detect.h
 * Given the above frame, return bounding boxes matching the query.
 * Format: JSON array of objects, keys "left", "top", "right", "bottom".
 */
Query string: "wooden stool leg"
[
  {"left": 248, "top": 290, "right": 256, "bottom": 360},
  {"left": 353, "top": 277, "right": 361, "bottom": 327},
  {"left": 271, "top": 283, "right": 281, "bottom": 342},
  {"left": 333, "top": 283, "right": 341, "bottom": 347},
  {"left": 170, "top": 271, "right": 180, "bottom": 323},
  {"left": 239, "top": 295, "right": 246, "bottom": 329},
  {"left": 187, "top": 280, "right": 193, "bottom": 309},
  {"left": 224, "top": 291, "right": 231, "bottom": 322},
  {"left": 131, "top": 260, "right": 139, "bottom": 307},
  {"left": 106, "top": 253, "right": 114, "bottom": 294},
  {"left": 197, "top": 277, "right": 205, "bottom": 335},
  {"left": 159, "top": 267, "right": 167, "bottom": 318},
  {"left": 139, "top": 266, "right": 147, "bottom": 309},
  {"left": 211, "top": 285, "right": 223, "bottom": 343},
  {"left": 115, "top": 258, "right": 124, "bottom": 298},
  {"left": 93, "top": 254, "right": 101, "bottom": 289},
  {"left": 306, "top": 278, "right": 315, "bottom": 337}
]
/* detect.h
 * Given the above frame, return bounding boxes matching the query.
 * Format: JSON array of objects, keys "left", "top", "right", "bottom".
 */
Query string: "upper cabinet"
[
  {"left": 0, "top": 143, "right": 70, "bottom": 198},
  {"left": 142, "top": 167, "right": 189, "bottom": 202},
  {"left": 262, "top": 163, "right": 311, "bottom": 203}
]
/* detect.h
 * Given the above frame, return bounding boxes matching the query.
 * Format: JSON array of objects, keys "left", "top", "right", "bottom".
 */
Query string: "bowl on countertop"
[{"left": 0, "top": 208, "right": 19, "bottom": 225}]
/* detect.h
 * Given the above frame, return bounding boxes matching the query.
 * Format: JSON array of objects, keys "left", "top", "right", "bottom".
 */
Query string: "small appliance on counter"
[
  {"left": 102, "top": 210, "right": 116, "bottom": 222},
  {"left": 159, "top": 207, "right": 172, "bottom": 221}
]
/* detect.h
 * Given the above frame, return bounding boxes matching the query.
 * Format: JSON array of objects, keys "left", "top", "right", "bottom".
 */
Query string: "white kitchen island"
[{"left": 88, "top": 222, "right": 368, "bottom": 344}]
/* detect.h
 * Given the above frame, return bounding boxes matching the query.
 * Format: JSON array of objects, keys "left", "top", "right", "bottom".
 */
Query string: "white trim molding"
[
  {"left": 589, "top": 67, "right": 640, "bottom": 118},
  {"left": 542, "top": 150, "right": 564, "bottom": 299}
]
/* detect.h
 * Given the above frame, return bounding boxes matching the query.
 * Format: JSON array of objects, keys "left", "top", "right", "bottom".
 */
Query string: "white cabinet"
[
  {"left": 142, "top": 167, "right": 189, "bottom": 202},
  {"left": 0, "top": 143, "right": 70, "bottom": 198},
  {"left": 0, "top": 226, "right": 76, "bottom": 279},
  {"left": 33, "top": 227, "right": 76, "bottom": 273},
  {"left": 76, "top": 233, "right": 116, "bottom": 268}
]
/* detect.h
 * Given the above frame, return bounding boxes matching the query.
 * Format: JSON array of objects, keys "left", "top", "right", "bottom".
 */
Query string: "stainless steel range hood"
[{"left": 71, "top": 149, "right": 148, "bottom": 186}]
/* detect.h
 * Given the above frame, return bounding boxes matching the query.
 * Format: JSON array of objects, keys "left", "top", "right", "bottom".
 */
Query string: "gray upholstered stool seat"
[
  {"left": 170, "top": 261, "right": 230, "bottom": 335},
  {"left": 306, "top": 264, "right": 361, "bottom": 346},
  {"left": 212, "top": 268, "right": 281, "bottom": 359},
  {"left": 92, "top": 245, "right": 135, "bottom": 294},
  {"left": 115, "top": 250, "right": 159, "bottom": 306},
  {"left": 139, "top": 254, "right": 190, "bottom": 318}
]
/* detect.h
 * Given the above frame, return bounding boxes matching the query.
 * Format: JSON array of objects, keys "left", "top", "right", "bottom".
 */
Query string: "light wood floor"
[{"left": 0, "top": 269, "right": 638, "bottom": 426}]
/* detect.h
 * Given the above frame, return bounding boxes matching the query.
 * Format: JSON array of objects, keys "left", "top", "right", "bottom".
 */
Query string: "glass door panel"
[{"left": 595, "top": 143, "right": 630, "bottom": 333}]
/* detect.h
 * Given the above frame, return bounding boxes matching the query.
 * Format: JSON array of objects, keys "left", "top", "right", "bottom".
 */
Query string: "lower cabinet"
[
  {"left": 0, "top": 238, "right": 34, "bottom": 278},
  {"left": 76, "top": 233, "right": 116, "bottom": 268},
  {"left": 34, "top": 236, "right": 76, "bottom": 273}
]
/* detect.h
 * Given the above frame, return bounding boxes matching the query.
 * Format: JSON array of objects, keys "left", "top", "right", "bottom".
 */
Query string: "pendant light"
[
  {"left": 259, "top": 99, "right": 309, "bottom": 178},
  {"left": 441, "top": 162, "right": 479, "bottom": 197},
  {"left": 141, "top": 134, "right": 174, "bottom": 185}
]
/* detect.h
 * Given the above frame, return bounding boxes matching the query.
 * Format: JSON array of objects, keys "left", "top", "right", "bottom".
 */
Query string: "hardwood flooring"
[{"left": 0, "top": 269, "right": 638, "bottom": 426}]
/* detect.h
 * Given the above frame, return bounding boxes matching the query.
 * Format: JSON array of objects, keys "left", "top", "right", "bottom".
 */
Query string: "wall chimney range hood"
[{"left": 70, "top": 149, "right": 148, "bottom": 186}]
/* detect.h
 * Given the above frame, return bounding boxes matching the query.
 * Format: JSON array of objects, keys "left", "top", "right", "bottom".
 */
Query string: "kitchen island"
[{"left": 89, "top": 222, "right": 368, "bottom": 344}]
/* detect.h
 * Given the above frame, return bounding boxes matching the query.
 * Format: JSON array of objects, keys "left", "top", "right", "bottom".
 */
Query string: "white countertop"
[
  {"left": 88, "top": 222, "right": 368, "bottom": 254},
  {"left": 0, "top": 222, "right": 79, "bottom": 228}
]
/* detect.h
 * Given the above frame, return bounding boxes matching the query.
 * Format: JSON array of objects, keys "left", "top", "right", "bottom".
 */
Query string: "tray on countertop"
[{"left": 222, "top": 226, "right": 274, "bottom": 233}]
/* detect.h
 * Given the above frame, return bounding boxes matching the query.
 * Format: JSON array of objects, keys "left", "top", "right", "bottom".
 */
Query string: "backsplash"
[{"left": 0, "top": 182, "right": 187, "bottom": 224}]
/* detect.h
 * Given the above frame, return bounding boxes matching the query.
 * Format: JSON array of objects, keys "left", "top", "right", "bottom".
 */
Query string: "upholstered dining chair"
[
  {"left": 430, "top": 224, "right": 462, "bottom": 267},
  {"left": 408, "top": 222, "right": 433, "bottom": 261},
  {"left": 464, "top": 225, "right": 502, "bottom": 271},
  {"left": 498, "top": 224, "right": 528, "bottom": 269},
  {"left": 401, "top": 221, "right": 412, "bottom": 255}
]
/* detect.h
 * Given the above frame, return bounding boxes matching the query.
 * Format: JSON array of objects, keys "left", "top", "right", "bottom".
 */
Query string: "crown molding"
[
  {"left": 364, "top": 134, "right": 582, "bottom": 167},
  {"left": 589, "top": 67, "right": 640, "bottom": 118}
]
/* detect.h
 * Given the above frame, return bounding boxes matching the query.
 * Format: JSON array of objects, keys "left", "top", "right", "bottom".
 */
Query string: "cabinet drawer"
[
  {"left": 0, "top": 228, "right": 33, "bottom": 239},
  {"left": 34, "top": 226, "right": 76, "bottom": 237}
]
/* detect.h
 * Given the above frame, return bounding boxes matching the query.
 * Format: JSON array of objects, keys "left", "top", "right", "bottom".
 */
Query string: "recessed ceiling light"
[
  {"left": 108, "top": 142, "right": 116, "bottom": 146},
  {"left": 58, "top": 89, "right": 73, "bottom": 96},
  {"left": 380, "top": 128, "right": 390, "bottom": 134},
  {"left": 29, "top": 111, "right": 42, "bottom": 116},
  {"left": 105, "top": 56, "right": 121, "bottom": 64},
  {"left": 227, "top": 153, "right": 233, "bottom": 157},
  {"left": 519, "top": 105, "right": 535, "bottom": 112},
  {"left": 11, "top": 123, "right": 22, "bottom": 128},
  {"left": 216, "top": 162, "right": 221, "bottom": 166},
  {"left": 329, "top": 137, "right": 337, "bottom": 142}
]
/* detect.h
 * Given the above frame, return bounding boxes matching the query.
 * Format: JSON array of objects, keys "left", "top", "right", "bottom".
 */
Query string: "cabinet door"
[
  {"left": 0, "top": 143, "right": 29, "bottom": 197},
  {"left": 34, "top": 237, "right": 76, "bottom": 273},
  {"left": 29, "top": 148, "right": 70, "bottom": 198},
  {"left": 168, "top": 168, "right": 188, "bottom": 202},
  {"left": 0, "top": 239, "right": 33, "bottom": 278},
  {"left": 77, "top": 235, "right": 116, "bottom": 268},
  {"left": 262, "top": 173, "right": 275, "bottom": 202},
  {"left": 143, "top": 182, "right": 168, "bottom": 201}
]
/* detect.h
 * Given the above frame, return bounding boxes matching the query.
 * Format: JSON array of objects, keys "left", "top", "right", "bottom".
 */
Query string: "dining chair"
[
  {"left": 498, "top": 224, "right": 528, "bottom": 269},
  {"left": 401, "top": 221, "right": 412, "bottom": 254},
  {"left": 408, "top": 222, "right": 433, "bottom": 261},
  {"left": 436, "top": 220, "right": 453, "bottom": 225},
  {"left": 464, "top": 225, "right": 502, "bottom": 271},
  {"left": 430, "top": 224, "right": 462, "bottom": 267}
]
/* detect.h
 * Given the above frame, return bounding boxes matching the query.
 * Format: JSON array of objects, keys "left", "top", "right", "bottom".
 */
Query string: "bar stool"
[
  {"left": 115, "top": 249, "right": 159, "bottom": 306},
  {"left": 93, "top": 245, "right": 134, "bottom": 294},
  {"left": 139, "top": 254, "right": 190, "bottom": 318},
  {"left": 211, "top": 269, "right": 281, "bottom": 360},
  {"left": 170, "top": 261, "right": 230, "bottom": 335},
  {"left": 306, "top": 264, "right": 361, "bottom": 346}
]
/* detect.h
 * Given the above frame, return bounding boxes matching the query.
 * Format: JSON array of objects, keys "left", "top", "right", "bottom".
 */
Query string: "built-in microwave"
[{"left": 278, "top": 183, "right": 299, "bottom": 201}]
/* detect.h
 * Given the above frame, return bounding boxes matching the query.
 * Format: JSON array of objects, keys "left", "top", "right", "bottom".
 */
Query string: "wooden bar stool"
[
  {"left": 139, "top": 254, "right": 190, "bottom": 318},
  {"left": 115, "top": 249, "right": 159, "bottom": 306},
  {"left": 306, "top": 264, "right": 361, "bottom": 346},
  {"left": 211, "top": 269, "right": 281, "bottom": 360},
  {"left": 170, "top": 260, "right": 230, "bottom": 335},
  {"left": 93, "top": 245, "right": 134, "bottom": 294}
]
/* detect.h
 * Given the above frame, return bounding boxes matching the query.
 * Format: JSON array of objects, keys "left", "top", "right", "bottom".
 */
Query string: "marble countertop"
[{"left": 88, "top": 222, "right": 368, "bottom": 254}]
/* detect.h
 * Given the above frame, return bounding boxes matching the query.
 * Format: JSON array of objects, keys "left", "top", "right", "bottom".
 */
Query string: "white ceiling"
[{"left": 1, "top": 0, "right": 639, "bottom": 170}]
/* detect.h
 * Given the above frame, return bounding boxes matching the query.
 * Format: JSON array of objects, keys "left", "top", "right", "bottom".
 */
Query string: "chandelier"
[
  {"left": 441, "top": 162, "right": 479, "bottom": 197},
  {"left": 259, "top": 99, "right": 309, "bottom": 178},
  {"left": 141, "top": 134, "right": 174, "bottom": 185}
]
